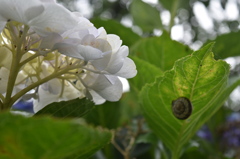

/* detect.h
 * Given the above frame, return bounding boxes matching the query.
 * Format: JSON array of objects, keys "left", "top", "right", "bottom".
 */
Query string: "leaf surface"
[
  {"left": 210, "top": 31, "right": 240, "bottom": 59},
  {"left": 140, "top": 43, "right": 230, "bottom": 158},
  {"left": 84, "top": 101, "right": 121, "bottom": 129},
  {"left": 130, "top": 0, "right": 162, "bottom": 32},
  {"left": 129, "top": 56, "right": 163, "bottom": 92},
  {"left": 131, "top": 32, "right": 192, "bottom": 71},
  {"left": 35, "top": 98, "right": 94, "bottom": 118},
  {"left": 0, "top": 112, "right": 112, "bottom": 159}
]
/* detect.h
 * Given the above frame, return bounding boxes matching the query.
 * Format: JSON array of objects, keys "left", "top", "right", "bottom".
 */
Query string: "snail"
[{"left": 172, "top": 97, "right": 192, "bottom": 120}]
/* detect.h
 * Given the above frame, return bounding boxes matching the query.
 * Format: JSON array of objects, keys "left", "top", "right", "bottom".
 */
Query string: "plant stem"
[
  {"left": 3, "top": 26, "right": 29, "bottom": 109},
  {"left": 9, "top": 64, "right": 81, "bottom": 107},
  {"left": 19, "top": 53, "right": 40, "bottom": 67}
]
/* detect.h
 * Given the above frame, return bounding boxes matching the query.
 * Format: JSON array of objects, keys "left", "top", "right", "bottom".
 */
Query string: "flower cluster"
[{"left": 0, "top": 0, "right": 137, "bottom": 112}]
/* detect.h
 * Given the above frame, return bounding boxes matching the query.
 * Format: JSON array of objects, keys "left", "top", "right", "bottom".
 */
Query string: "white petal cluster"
[{"left": 0, "top": 0, "right": 137, "bottom": 112}]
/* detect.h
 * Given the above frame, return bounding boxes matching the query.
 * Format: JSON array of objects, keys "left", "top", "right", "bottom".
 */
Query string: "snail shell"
[{"left": 172, "top": 97, "right": 192, "bottom": 120}]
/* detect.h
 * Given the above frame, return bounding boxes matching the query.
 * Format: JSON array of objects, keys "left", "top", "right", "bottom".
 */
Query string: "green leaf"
[
  {"left": 130, "top": 0, "right": 162, "bottom": 32},
  {"left": 119, "top": 92, "right": 142, "bottom": 123},
  {"left": 0, "top": 112, "right": 112, "bottom": 159},
  {"left": 180, "top": 146, "right": 206, "bottom": 159},
  {"left": 210, "top": 31, "right": 240, "bottom": 59},
  {"left": 140, "top": 43, "right": 230, "bottom": 158},
  {"left": 90, "top": 18, "right": 140, "bottom": 47},
  {"left": 35, "top": 98, "right": 95, "bottom": 118},
  {"left": 84, "top": 101, "right": 121, "bottom": 129},
  {"left": 129, "top": 56, "right": 163, "bottom": 92},
  {"left": 131, "top": 31, "right": 192, "bottom": 71}
]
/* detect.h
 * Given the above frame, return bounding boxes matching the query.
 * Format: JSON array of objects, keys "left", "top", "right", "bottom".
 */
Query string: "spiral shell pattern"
[{"left": 172, "top": 97, "right": 192, "bottom": 120}]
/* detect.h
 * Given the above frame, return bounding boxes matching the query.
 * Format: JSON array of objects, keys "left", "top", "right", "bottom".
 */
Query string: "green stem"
[
  {"left": 3, "top": 53, "right": 21, "bottom": 108},
  {"left": 168, "top": 0, "right": 179, "bottom": 34},
  {"left": 172, "top": 151, "right": 180, "bottom": 159},
  {"left": 171, "top": 121, "right": 186, "bottom": 159},
  {"left": 3, "top": 26, "right": 28, "bottom": 109},
  {"left": 19, "top": 53, "right": 40, "bottom": 67},
  {"left": 9, "top": 64, "right": 81, "bottom": 107},
  {"left": 3, "top": 46, "right": 21, "bottom": 107}
]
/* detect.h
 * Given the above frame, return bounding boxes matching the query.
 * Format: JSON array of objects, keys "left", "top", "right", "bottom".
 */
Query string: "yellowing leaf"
[{"left": 140, "top": 43, "right": 230, "bottom": 158}]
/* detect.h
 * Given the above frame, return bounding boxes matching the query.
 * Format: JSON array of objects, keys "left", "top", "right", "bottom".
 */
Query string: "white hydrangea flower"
[
  {"left": 0, "top": 0, "right": 137, "bottom": 112},
  {"left": 49, "top": 28, "right": 137, "bottom": 103},
  {"left": 0, "top": 0, "right": 78, "bottom": 36},
  {"left": 33, "top": 79, "right": 85, "bottom": 112}
]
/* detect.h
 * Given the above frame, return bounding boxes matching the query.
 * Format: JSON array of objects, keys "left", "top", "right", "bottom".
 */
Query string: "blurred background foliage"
[
  {"left": 53, "top": 0, "right": 240, "bottom": 158},
  {"left": 57, "top": 0, "right": 240, "bottom": 49}
]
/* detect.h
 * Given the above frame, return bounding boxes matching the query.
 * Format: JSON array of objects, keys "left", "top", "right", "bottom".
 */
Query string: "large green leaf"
[
  {"left": 140, "top": 43, "right": 230, "bottom": 158},
  {"left": 210, "top": 31, "right": 240, "bottom": 59},
  {"left": 90, "top": 18, "right": 141, "bottom": 47},
  {"left": 0, "top": 112, "right": 112, "bottom": 159},
  {"left": 119, "top": 92, "right": 142, "bottom": 124},
  {"left": 130, "top": 0, "right": 162, "bottom": 32},
  {"left": 35, "top": 98, "right": 95, "bottom": 118},
  {"left": 128, "top": 56, "right": 163, "bottom": 92},
  {"left": 131, "top": 31, "right": 192, "bottom": 71}
]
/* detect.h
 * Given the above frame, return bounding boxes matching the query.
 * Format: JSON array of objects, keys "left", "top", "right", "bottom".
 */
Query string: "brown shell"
[{"left": 172, "top": 97, "right": 192, "bottom": 120}]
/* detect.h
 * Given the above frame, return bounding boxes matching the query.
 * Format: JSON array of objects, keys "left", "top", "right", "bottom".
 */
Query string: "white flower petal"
[
  {"left": 83, "top": 74, "right": 107, "bottom": 89},
  {"left": 77, "top": 45, "right": 103, "bottom": 61},
  {"left": 91, "top": 53, "right": 112, "bottom": 71},
  {"left": 91, "top": 36, "right": 124, "bottom": 72},
  {"left": 81, "top": 34, "right": 111, "bottom": 52},
  {"left": 107, "top": 34, "right": 122, "bottom": 53},
  {"left": 103, "top": 46, "right": 128, "bottom": 74},
  {"left": 0, "top": 0, "right": 43, "bottom": 23},
  {"left": 61, "top": 84, "right": 84, "bottom": 100},
  {"left": 114, "top": 57, "right": 137, "bottom": 78},
  {"left": 97, "top": 27, "right": 107, "bottom": 39},
  {"left": 41, "top": 78, "right": 62, "bottom": 95},
  {"left": 87, "top": 90, "right": 106, "bottom": 105},
  {"left": 54, "top": 42, "right": 84, "bottom": 60},
  {"left": 33, "top": 87, "right": 59, "bottom": 112},
  {"left": 0, "top": 46, "right": 12, "bottom": 69},
  {"left": 24, "top": 5, "right": 45, "bottom": 22},
  {"left": 93, "top": 77, "right": 123, "bottom": 101},
  {"left": 0, "top": 16, "right": 7, "bottom": 32},
  {"left": 90, "top": 75, "right": 116, "bottom": 89},
  {"left": 63, "top": 28, "right": 89, "bottom": 40},
  {"left": 29, "top": 3, "right": 78, "bottom": 36},
  {"left": 39, "top": 32, "right": 63, "bottom": 49},
  {"left": 54, "top": 37, "right": 104, "bottom": 61},
  {"left": 86, "top": 74, "right": 123, "bottom": 101},
  {"left": 34, "top": 81, "right": 83, "bottom": 113}
]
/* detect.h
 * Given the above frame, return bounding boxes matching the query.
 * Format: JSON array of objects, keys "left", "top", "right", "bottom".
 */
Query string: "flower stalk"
[
  {"left": 3, "top": 25, "right": 30, "bottom": 109},
  {"left": 10, "top": 63, "right": 82, "bottom": 107}
]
